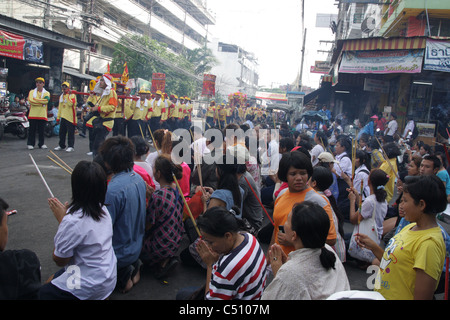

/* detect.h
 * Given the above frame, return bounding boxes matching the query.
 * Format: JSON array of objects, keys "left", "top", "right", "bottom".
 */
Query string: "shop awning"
[{"left": 342, "top": 36, "right": 427, "bottom": 52}]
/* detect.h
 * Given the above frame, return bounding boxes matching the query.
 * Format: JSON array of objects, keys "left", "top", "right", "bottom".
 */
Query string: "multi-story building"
[
  {"left": 327, "top": 0, "right": 449, "bottom": 142},
  {"left": 0, "top": 0, "right": 215, "bottom": 94},
  {"left": 207, "top": 38, "right": 259, "bottom": 98}
]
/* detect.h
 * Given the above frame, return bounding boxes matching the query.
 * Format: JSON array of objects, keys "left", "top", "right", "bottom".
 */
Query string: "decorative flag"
[
  {"left": 202, "top": 74, "right": 216, "bottom": 96},
  {"left": 121, "top": 62, "right": 129, "bottom": 84},
  {"left": 151, "top": 73, "right": 166, "bottom": 94},
  {"left": 106, "top": 62, "right": 110, "bottom": 74}
]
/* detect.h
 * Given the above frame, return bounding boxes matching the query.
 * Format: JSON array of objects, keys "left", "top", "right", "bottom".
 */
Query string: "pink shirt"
[{"left": 178, "top": 162, "right": 191, "bottom": 198}]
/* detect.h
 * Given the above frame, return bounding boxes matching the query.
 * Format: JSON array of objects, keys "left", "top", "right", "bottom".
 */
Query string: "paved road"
[{"left": 0, "top": 127, "right": 446, "bottom": 301}]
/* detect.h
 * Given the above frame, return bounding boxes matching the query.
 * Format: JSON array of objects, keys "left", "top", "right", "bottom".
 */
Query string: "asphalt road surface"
[{"left": 0, "top": 127, "right": 446, "bottom": 302}]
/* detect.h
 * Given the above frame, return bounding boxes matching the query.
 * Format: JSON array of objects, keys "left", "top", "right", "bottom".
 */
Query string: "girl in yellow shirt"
[{"left": 357, "top": 175, "right": 447, "bottom": 300}]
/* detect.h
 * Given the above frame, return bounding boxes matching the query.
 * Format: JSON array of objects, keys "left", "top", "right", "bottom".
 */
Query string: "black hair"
[
  {"left": 216, "top": 153, "right": 242, "bottom": 207},
  {"left": 310, "top": 167, "right": 345, "bottom": 238},
  {"left": 369, "top": 169, "right": 390, "bottom": 202},
  {"left": 196, "top": 206, "right": 246, "bottom": 237},
  {"left": 0, "top": 197, "right": 9, "bottom": 226},
  {"left": 311, "top": 166, "right": 334, "bottom": 192},
  {"left": 422, "top": 155, "right": 441, "bottom": 170},
  {"left": 154, "top": 154, "right": 183, "bottom": 183},
  {"left": 421, "top": 143, "right": 431, "bottom": 154},
  {"left": 403, "top": 175, "right": 447, "bottom": 215},
  {"left": 130, "top": 135, "right": 150, "bottom": 158},
  {"left": 355, "top": 149, "right": 371, "bottom": 171},
  {"left": 279, "top": 137, "right": 295, "bottom": 152},
  {"left": 383, "top": 142, "right": 401, "bottom": 159},
  {"left": 278, "top": 151, "right": 313, "bottom": 183},
  {"left": 99, "top": 136, "right": 135, "bottom": 173},
  {"left": 435, "top": 152, "right": 447, "bottom": 168},
  {"left": 315, "top": 131, "right": 328, "bottom": 147},
  {"left": 93, "top": 154, "right": 112, "bottom": 176},
  {"left": 68, "top": 161, "right": 107, "bottom": 222},
  {"left": 336, "top": 137, "right": 351, "bottom": 153},
  {"left": 291, "top": 201, "right": 336, "bottom": 270}
]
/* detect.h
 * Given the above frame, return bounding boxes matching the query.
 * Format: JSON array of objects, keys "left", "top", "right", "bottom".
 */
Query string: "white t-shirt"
[
  {"left": 360, "top": 194, "right": 388, "bottom": 240},
  {"left": 311, "top": 144, "right": 324, "bottom": 166},
  {"left": 386, "top": 120, "right": 398, "bottom": 136},
  {"left": 51, "top": 206, "right": 117, "bottom": 300}
]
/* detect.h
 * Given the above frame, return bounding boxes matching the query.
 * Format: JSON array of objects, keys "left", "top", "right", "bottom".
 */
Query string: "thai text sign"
[
  {"left": 0, "top": 30, "right": 44, "bottom": 63},
  {"left": 423, "top": 39, "right": 450, "bottom": 73},
  {"left": 339, "top": 49, "right": 423, "bottom": 74}
]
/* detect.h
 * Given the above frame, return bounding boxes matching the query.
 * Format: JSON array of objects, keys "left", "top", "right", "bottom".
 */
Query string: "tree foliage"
[{"left": 111, "top": 34, "right": 217, "bottom": 99}]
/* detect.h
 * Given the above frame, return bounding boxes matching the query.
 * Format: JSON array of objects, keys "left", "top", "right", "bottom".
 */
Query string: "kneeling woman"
[
  {"left": 141, "top": 154, "right": 184, "bottom": 278},
  {"left": 195, "top": 206, "right": 267, "bottom": 300},
  {"left": 39, "top": 161, "right": 117, "bottom": 300},
  {"left": 262, "top": 201, "right": 350, "bottom": 300}
]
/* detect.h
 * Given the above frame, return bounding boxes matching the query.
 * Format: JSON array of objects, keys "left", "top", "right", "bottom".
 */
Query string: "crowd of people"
[{"left": 2, "top": 73, "right": 450, "bottom": 301}]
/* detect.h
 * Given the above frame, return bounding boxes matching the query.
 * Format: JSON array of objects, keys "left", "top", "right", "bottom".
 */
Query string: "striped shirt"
[{"left": 207, "top": 233, "right": 267, "bottom": 300}]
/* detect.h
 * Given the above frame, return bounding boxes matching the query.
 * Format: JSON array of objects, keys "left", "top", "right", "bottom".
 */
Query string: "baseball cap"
[{"left": 318, "top": 152, "right": 338, "bottom": 163}]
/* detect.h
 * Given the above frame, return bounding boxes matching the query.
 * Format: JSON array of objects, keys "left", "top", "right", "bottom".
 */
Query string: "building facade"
[
  {"left": 327, "top": 0, "right": 449, "bottom": 143},
  {"left": 207, "top": 38, "right": 259, "bottom": 98},
  {"left": 1, "top": 0, "right": 215, "bottom": 94}
]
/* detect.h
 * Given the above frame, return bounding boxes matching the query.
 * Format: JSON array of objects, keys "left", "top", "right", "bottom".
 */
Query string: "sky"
[{"left": 206, "top": 0, "right": 338, "bottom": 90}]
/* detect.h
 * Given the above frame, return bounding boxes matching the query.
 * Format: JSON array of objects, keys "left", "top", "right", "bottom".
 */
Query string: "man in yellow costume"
[
  {"left": 86, "top": 73, "right": 117, "bottom": 156},
  {"left": 54, "top": 81, "right": 77, "bottom": 152},
  {"left": 148, "top": 90, "right": 163, "bottom": 133},
  {"left": 122, "top": 87, "right": 136, "bottom": 137},
  {"left": 205, "top": 100, "right": 216, "bottom": 128},
  {"left": 27, "top": 77, "right": 50, "bottom": 150},
  {"left": 113, "top": 88, "right": 126, "bottom": 137},
  {"left": 219, "top": 102, "right": 227, "bottom": 128}
]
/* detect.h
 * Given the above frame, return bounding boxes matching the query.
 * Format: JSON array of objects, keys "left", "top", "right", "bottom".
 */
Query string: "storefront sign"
[
  {"left": 310, "top": 61, "right": 331, "bottom": 74},
  {"left": 364, "top": 78, "right": 389, "bottom": 93},
  {"left": 339, "top": 49, "right": 424, "bottom": 74},
  {"left": 423, "top": 39, "right": 450, "bottom": 73},
  {"left": 0, "top": 30, "right": 44, "bottom": 63}
]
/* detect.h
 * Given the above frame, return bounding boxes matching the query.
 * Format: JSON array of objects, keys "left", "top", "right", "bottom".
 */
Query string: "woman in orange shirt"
[{"left": 270, "top": 151, "right": 337, "bottom": 257}]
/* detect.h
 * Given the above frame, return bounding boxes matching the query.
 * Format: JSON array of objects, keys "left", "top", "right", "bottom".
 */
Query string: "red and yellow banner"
[
  {"left": 151, "top": 73, "right": 166, "bottom": 93},
  {"left": 202, "top": 74, "right": 216, "bottom": 96}
]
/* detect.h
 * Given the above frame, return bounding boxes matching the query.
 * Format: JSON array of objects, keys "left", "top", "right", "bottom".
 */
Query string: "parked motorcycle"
[
  {"left": 45, "top": 111, "right": 56, "bottom": 137},
  {"left": 2, "top": 110, "right": 29, "bottom": 139}
]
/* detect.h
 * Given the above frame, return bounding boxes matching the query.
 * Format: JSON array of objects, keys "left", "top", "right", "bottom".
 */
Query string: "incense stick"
[
  {"left": 49, "top": 150, "right": 73, "bottom": 173},
  {"left": 47, "top": 156, "right": 72, "bottom": 175},
  {"left": 29, "top": 154, "right": 54, "bottom": 198}
]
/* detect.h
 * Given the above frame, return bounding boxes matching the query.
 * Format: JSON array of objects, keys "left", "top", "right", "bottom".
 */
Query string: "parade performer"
[
  {"left": 160, "top": 93, "right": 169, "bottom": 129},
  {"left": 27, "top": 77, "right": 50, "bottom": 150},
  {"left": 122, "top": 87, "right": 135, "bottom": 137},
  {"left": 128, "top": 89, "right": 147, "bottom": 138},
  {"left": 86, "top": 73, "right": 117, "bottom": 156},
  {"left": 54, "top": 82, "right": 77, "bottom": 152},
  {"left": 185, "top": 97, "right": 192, "bottom": 130},
  {"left": 176, "top": 96, "right": 185, "bottom": 129},
  {"left": 219, "top": 103, "right": 227, "bottom": 128},
  {"left": 165, "top": 94, "right": 178, "bottom": 131},
  {"left": 148, "top": 90, "right": 163, "bottom": 133},
  {"left": 85, "top": 90, "right": 100, "bottom": 156},
  {"left": 205, "top": 100, "right": 216, "bottom": 128},
  {"left": 113, "top": 89, "right": 126, "bottom": 137}
]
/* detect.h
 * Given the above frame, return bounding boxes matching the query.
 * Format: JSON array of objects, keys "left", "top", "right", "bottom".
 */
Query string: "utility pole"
[
  {"left": 298, "top": 28, "right": 307, "bottom": 91},
  {"left": 295, "top": 0, "right": 305, "bottom": 91}
]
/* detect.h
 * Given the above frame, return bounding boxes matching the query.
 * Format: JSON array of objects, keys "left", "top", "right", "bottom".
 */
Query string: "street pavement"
[{"left": 0, "top": 126, "right": 446, "bottom": 301}]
